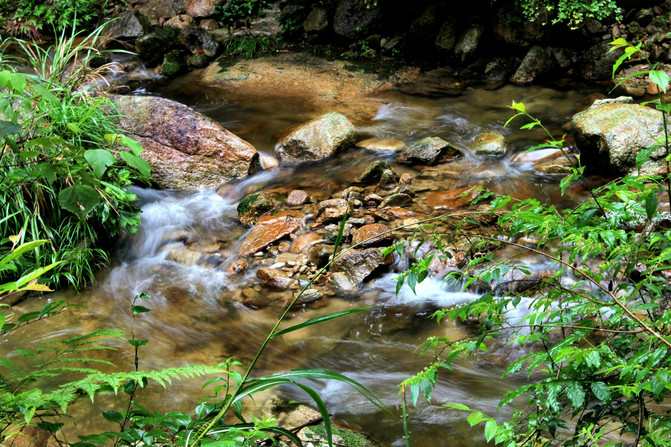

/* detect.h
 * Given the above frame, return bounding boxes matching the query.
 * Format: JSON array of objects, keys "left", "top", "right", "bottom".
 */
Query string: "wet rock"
[
  {"left": 160, "top": 49, "right": 188, "bottom": 76},
  {"left": 356, "top": 138, "right": 405, "bottom": 152},
  {"left": 534, "top": 159, "right": 575, "bottom": 174},
  {"left": 511, "top": 148, "right": 565, "bottom": 164},
  {"left": 308, "top": 244, "right": 333, "bottom": 267},
  {"left": 286, "top": 190, "right": 310, "bottom": 206},
  {"left": 186, "top": 0, "right": 216, "bottom": 17},
  {"left": 356, "top": 160, "right": 389, "bottom": 184},
  {"left": 317, "top": 198, "right": 349, "bottom": 223},
  {"left": 351, "top": 223, "right": 392, "bottom": 247},
  {"left": 165, "top": 14, "right": 194, "bottom": 30},
  {"left": 329, "top": 272, "right": 359, "bottom": 295},
  {"left": 276, "top": 113, "right": 356, "bottom": 165},
  {"left": 237, "top": 215, "right": 303, "bottom": 256},
  {"left": 225, "top": 258, "right": 248, "bottom": 276},
  {"left": 571, "top": 103, "right": 666, "bottom": 175},
  {"left": 304, "top": 6, "right": 329, "bottom": 32},
  {"left": 378, "top": 169, "right": 398, "bottom": 190},
  {"left": 396, "top": 137, "right": 462, "bottom": 166},
  {"left": 295, "top": 288, "right": 323, "bottom": 305},
  {"left": 241, "top": 287, "right": 281, "bottom": 308},
  {"left": 291, "top": 233, "right": 322, "bottom": 254},
  {"left": 426, "top": 186, "right": 484, "bottom": 210},
  {"left": 183, "top": 26, "right": 220, "bottom": 57},
  {"left": 324, "top": 223, "right": 353, "bottom": 244},
  {"left": 379, "top": 193, "right": 412, "bottom": 208},
  {"left": 112, "top": 95, "right": 258, "bottom": 190},
  {"left": 164, "top": 245, "right": 201, "bottom": 265},
  {"left": 364, "top": 193, "right": 383, "bottom": 205},
  {"left": 510, "top": 46, "right": 554, "bottom": 85},
  {"left": 469, "top": 132, "right": 508, "bottom": 156},
  {"left": 333, "top": 0, "right": 382, "bottom": 39},
  {"left": 135, "top": 28, "right": 180, "bottom": 67},
  {"left": 337, "top": 186, "right": 363, "bottom": 201},
  {"left": 237, "top": 192, "right": 280, "bottom": 226},
  {"left": 257, "top": 267, "right": 293, "bottom": 289},
  {"left": 331, "top": 247, "right": 394, "bottom": 283},
  {"left": 455, "top": 24, "right": 484, "bottom": 62}
]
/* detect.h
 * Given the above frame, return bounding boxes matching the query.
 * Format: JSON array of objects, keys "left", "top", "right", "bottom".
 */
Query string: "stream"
[{"left": 6, "top": 69, "right": 606, "bottom": 446}]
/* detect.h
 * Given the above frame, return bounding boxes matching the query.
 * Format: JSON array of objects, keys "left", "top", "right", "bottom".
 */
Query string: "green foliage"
[
  {"left": 223, "top": 34, "right": 279, "bottom": 58},
  {"left": 516, "top": 0, "right": 622, "bottom": 27},
  {"left": 398, "top": 41, "right": 671, "bottom": 445},
  {"left": 215, "top": 0, "right": 273, "bottom": 25},
  {"left": 0, "top": 27, "right": 151, "bottom": 289},
  {"left": 0, "top": 0, "right": 106, "bottom": 36}
]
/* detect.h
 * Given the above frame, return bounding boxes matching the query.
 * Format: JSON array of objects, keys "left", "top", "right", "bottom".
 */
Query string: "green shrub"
[
  {"left": 516, "top": 0, "right": 622, "bottom": 27},
  {"left": 0, "top": 0, "right": 105, "bottom": 35},
  {"left": 0, "top": 27, "right": 151, "bottom": 289},
  {"left": 396, "top": 38, "right": 671, "bottom": 446}
]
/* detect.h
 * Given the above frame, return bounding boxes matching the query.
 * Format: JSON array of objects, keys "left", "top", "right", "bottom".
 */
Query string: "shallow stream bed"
[{"left": 5, "top": 66, "right": 608, "bottom": 446}]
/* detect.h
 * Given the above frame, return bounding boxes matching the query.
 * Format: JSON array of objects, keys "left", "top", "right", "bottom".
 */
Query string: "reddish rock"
[
  {"left": 237, "top": 216, "right": 303, "bottom": 256},
  {"left": 287, "top": 190, "right": 310, "bottom": 206},
  {"left": 351, "top": 223, "right": 393, "bottom": 247},
  {"left": 257, "top": 267, "right": 293, "bottom": 289},
  {"left": 291, "top": 232, "right": 322, "bottom": 254},
  {"left": 426, "top": 186, "right": 483, "bottom": 210}
]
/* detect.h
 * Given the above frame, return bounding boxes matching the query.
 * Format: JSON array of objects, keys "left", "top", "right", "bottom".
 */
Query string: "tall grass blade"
[{"left": 271, "top": 307, "right": 374, "bottom": 338}]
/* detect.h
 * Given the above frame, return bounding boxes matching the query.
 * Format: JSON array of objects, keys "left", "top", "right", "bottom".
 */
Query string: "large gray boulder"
[
  {"left": 276, "top": 112, "right": 356, "bottom": 165},
  {"left": 112, "top": 95, "right": 258, "bottom": 189},
  {"left": 571, "top": 103, "right": 667, "bottom": 175}
]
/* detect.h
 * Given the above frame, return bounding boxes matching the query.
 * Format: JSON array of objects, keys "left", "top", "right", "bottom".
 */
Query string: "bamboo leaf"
[{"left": 271, "top": 307, "right": 373, "bottom": 338}]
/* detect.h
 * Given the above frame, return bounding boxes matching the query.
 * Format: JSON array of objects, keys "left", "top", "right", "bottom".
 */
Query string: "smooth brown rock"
[
  {"left": 237, "top": 216, "right": 303, "bottom": 256},
  {"left": 291, "top": 233, "right": 322, "bottom": 254},
  {"left": 426, "top": 186, "right": 483, "bottom": 209},
  {"left": 257, "top": 267, "right": 293, "bottom": 289},
  {"left": 112, "top": 95, "right": 258, "bottom": 189},
  {"left": 351, "top": 223, "right": 393, "bottom": 247}
]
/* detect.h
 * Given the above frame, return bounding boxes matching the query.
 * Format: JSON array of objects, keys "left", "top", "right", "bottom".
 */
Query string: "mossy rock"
[
  {"left": 237, "top": 192, "right": 279, "bottom": 226},
  {"left": 161, "top": 50, "right": 188, "bottom": 77}
]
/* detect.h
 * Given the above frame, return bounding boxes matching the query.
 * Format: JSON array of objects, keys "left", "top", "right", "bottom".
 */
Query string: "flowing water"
[{"left": 5, "top": 71, "right": 607, "bottom": 446}]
